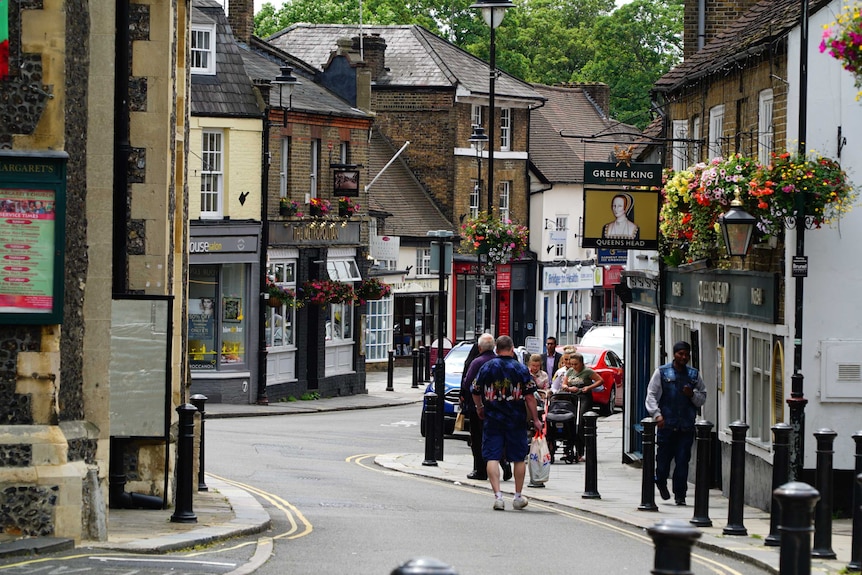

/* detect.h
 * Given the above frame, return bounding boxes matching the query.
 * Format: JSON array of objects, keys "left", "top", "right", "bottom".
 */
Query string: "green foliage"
[{"left": 300, "top": 391, "right": 320, "bottom": 401}]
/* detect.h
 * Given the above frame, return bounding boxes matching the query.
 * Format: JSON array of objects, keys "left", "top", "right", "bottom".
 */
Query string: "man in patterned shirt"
[{"left": 472, "top": 335, "right": 543, "bottom": 511}]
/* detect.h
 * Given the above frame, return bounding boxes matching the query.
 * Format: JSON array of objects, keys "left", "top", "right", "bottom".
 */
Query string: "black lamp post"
[
  {"left": 717, "top": 189, "right": 757, "bottom": 258},
  {"left": 272, "top": 66, "right": 299, "bottom": 127},
  {"left": 427, "top": 229, "right": 454, "bottom": 460},
  {"left": 470, "top": 0, "right": 513, "bottom": 218},
  {"left": 469, "top": 125, "right": 489, "bottom": 337}
]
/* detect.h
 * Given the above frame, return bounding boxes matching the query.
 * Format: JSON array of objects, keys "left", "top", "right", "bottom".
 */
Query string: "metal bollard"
[
  {"left": 639, "top": 417, "right": 659, "bottom": 511},
  {"left": 171, "top": 404, "right": 198, "bottom": 523},
  {"left": 766, "top": 423, "right": 793, "bottom": 546},
  {"left": 391, "top": 557, "right": 458, "bottom": 575},
  {"left": 775, "top": 481, "right": 819, "bottom": 575},
  {"left": 418, "top": 346, "right": 426, "bottom": 383},
  {"left": 412, "top": 348, "right": 420, "bottom": 389},
  {"left": 647, "top": 519, "right": 702, "bottom": 575},
  {"left": 723, "top": 421, "right": 749, "bottom": 535},
  {"left": 691, "top": 420, "right": 714, "bottom": 527},
  {"left": 849, "top": 433, "right": 862, "bottom": 572},
  {"left": 387, "top": 349, "right": 395, "bottom": 392},
  {"left": 423, "top": 346, "right": 432, "bottom": 382},
  {"left": 811, "top": 428, "right": 837, "bottom": 559},
  {"left": 190, "top": 394, "right": 209, "bottom": 492},
  {"left": 582, "top": 411, "right": 600, "bottom": 499},
  {"left": 422, "top": 392, "right": 438, "bottom": 467}
]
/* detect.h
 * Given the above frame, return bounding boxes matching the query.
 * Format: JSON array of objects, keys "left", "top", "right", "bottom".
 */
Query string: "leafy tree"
[{"left": 577, "top": 0, "right": 683, "bottom": 129}]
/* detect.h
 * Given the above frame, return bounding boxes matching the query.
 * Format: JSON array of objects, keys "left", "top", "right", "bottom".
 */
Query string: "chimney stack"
[
  {"left": 352, "top": 34, "right": 387, "bottom": 82},
  {"left": 227, "top": 0, "right": 254, "bottom": 44}
]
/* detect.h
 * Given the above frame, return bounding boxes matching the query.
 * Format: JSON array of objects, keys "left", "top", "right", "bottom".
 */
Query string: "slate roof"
[
  {"left": 267, "top": 24, "right": 543, "bottom": 103},
  {"left": 529, "top": 84, "right": 640, "bottom": 184},
  {"left": 190, "top": 0, "right": 260, "bottom": 118},
  {"left": 366, "top": 131, "right": 456, "bottom": 239},
  {"left": 654, "top": 0, "right": 831, "bottom": 93},
  {"left": 239, "top": 39, "right": 371, "bottom": 119}
]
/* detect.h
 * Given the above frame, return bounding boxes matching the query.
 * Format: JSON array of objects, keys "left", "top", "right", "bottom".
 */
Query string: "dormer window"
[{"left": 191, "top": 24, "right": 216, "bottom": 75}]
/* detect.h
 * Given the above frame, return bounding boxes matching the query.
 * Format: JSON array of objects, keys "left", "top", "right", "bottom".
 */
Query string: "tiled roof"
[
  {"left": 529, "top": 84, "right": 640, "bottom": 184},
  {"left": 654, "top": 0, "right": 831, "bottom": 93},
  {"left": 239, "top": 41, "right": 371, "bottom": 119},
  {"left": 267, "top": 24, "right": 543, "bottom": 103},
  {"left": 366, "top": 131, "right": 456, "bottom": 239},
  {"left": 190, "top": 0, "right": 260, "bottom": 118}
]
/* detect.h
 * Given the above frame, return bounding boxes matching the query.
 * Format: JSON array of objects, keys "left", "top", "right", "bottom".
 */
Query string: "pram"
[{"left": 544, "top": 392, "right": 582, "bottom": 464}]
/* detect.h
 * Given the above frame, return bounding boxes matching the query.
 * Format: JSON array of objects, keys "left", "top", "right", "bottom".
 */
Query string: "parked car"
[
  {"left": 579, "top": 325, "right": 625, "bottom": 360},
  {"left": 576, "top": 345, "right": 624, "bottom": 415},
  {"left": 420, "top": 341, "right": 472, "bottom": 437}
]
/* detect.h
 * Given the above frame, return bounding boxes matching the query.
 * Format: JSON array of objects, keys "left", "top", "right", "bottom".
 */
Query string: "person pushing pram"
[{"left": 546, "top": 351, "right": 604, "bottom": 463}]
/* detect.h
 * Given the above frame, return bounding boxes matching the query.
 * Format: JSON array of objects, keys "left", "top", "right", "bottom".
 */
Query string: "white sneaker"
[
  {"left": 493, "top": 498, "right": 505, "bottom": 511},
  {"left": 513, "top": 496, "right": 528, "bottom": 510}
]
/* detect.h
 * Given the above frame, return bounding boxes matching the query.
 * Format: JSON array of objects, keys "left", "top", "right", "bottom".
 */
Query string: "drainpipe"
[
  {"left": 257, "top": 83, "right": 271, "bottom": 405},
  {"left": 113, "top": 0, "right": 131, "bottom": 294}
]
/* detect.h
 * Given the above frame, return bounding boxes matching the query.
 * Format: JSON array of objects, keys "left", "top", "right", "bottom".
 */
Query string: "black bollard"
[
  {"left": 723, "top": 421, "right": 749, "bottom": 535},
  {"left": 849, "top": 433, "right": 862, "bottom": 572},
  {"left": 190, "top": 394, "right": 208, "bottom": 492},
  {"left": 775, "top": 481, "right": 819, "bottom": 575},
  {"left": 423, "top": 346, "right": 432, "bottom": 382},
  {"left": 171, "top": 404, "right": 198, "bottom": 523},
  {"left": 766, "top": 423, "right": 793, "bottom": 546},
  {"left": 647, "top": 519, "right": 702, "bottom": 575},
  {"left": 691, "top": 420, "right": 713, "bottom": 527},
  {"left": 582, "top": 411, "right": 600, "bottom": 499},
  {"left": 410, "top": 347, "right": 419, "bottom": 389},
  {"left": 387, "top": 349, "right": 395, "bottom": 392},
  {"left": 811, "top": 428, "right": 837, "bottom": 559},
  {"left": 639, "top": 417, "right": 659, "bottom": 511},
  {"left": 422, "top": 392, "right": 438, "bottom": 467},
  {"left": 418, "top": 346, "right": 426, "bottom": 383},
  {"left": 391, "top": 557, "right": 458, "bottom": 575}
]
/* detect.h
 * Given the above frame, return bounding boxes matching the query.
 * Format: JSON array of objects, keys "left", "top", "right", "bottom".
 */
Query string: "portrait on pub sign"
[{"left": 581, "top": 188, "right": 659, "bottom": 251}]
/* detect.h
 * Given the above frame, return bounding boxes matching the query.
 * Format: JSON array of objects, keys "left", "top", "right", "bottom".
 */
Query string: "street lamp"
[
  {"left": 717, "top": 189, "right": 756, "bottom": 258},
  {"left": 427, "top": 229, "right": 454, "bottom": 460},
  {"left": 469, "top": 125, "right": 489, "bottom": 337},
  {"left": 470, "top": 0, "right": 513, "bottom": 217},
  {"left": 272, "top": 66, "right": 299, "bottom": 127}
]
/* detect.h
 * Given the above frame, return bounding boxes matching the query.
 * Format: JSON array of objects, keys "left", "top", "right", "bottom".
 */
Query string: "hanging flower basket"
[
  {"left": 354, "top": 278, "right": 391, "bottom": 304},
  {"left": 820, "top": 2, "right": 862, "bottom": 100},
  {"left": 265, "top": 278, "right": 300, "bottom": 308},
  {"left": 309, "top": 198, "right": 331, "bottom": 218},
  {"left": 302, "top": 279, "right": 354, "bottom": 305},
  {"left": 460, "top": 212, "right": 529, "bottom": 264}
]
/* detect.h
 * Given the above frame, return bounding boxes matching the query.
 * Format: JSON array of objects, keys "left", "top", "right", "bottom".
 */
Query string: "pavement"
[{"left": 1, "top": 366, "right": 856, "bottom": 574}]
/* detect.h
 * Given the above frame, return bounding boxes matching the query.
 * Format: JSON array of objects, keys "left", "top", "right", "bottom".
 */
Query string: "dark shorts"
[{"left": 482, "top": 423, "right": 529, "bottom": 462}]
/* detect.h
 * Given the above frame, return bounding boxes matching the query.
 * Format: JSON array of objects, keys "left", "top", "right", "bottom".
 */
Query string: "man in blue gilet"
[{"left": 645, "top": 341, "right": 707, "bottom": 506}]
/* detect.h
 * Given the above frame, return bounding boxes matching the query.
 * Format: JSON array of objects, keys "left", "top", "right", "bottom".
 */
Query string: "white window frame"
[
  {"left": 748, "top": 332, "right": 772, "bottom": 444},
  {"left": 279, "top": 137, "right": 289, "bottom": 198},
  {"left": 692, "top": 116, "right": 702, "bottom": 164},
  {"left": 191, "top": 24, "right": 216, "bottom": 75},
  {"left": 727, "top": 329, "right": 743, "bottom": 428},
  {"left": 200, "top": 129, "right": 223, "bottom": 218},
  {"left": 758, "top": 90, "right": 774, "bottom": 166},
  {"left": 709, "top": 105, "right": 725, "bottom": 159},
  {"left": 500, "top": 108, "right": 511, "bottom": 151},
  {"left": 471, "top": 104, "right": 483, "bottom": 129},
  {"left": 326, "top": 301, "right": 353, "bottom": 342},
  {"left": 672, "top": 120, "right": 689, "bottom": 172},
  {"left": 469, "top": 180, "right": 480, "bottom": 219},
  {"left": 416, "top": 248, "right": 431, "bottom": 277},
  {"left": 554, "top": 215, "right": 568, "bottom": 258},
  {"left": 266, "top": 261, "right": 297, "bottom": 350},
  {"left": 499, "top": 181, "right": 510, "bottom": 222},
  {"left": 365, "top": 297, "right": 394, "bottom": 361},
  {"left": 310, "top": 139, "right": 320, "bottom": 199}
]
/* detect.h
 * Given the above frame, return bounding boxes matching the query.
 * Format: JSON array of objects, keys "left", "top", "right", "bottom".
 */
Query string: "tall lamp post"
[
  {"left": 258, "top": 66, "right": 300, "bottom": 405},
  {"left": 470, "top": 0, "right": 513, "bottom": 217},
  {"left": 469, "top": 125, "right": 489, "bottom": 337},
  {"left": 787, "top": 0, "right": 811, "bottom": 482},
  {"left": 428, "top": 229, "right": 454, "bottom": 460}
]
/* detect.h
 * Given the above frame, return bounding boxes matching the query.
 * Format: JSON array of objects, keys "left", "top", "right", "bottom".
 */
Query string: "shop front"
[
  {"left": 540, "top": 264, "right": 596, "bottom": 346},
  {"left": 188, "top": 221, "right": 262, "bottom": 403}
]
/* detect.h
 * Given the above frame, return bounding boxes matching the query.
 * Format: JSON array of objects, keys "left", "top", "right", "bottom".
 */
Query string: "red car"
[{"left": 576, "top": 345, "right": 624, "bottom": 415}]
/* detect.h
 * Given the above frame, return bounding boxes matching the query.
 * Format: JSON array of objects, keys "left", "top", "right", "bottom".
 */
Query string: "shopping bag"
[
  {"left": 528, "top": 431, "right": 551, "bottom": 484},
  {"left": 454, "top": 412, "right": 465, "bottom": 431}
]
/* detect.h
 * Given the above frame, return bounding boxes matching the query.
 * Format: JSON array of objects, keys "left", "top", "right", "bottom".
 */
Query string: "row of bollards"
[
  {"left": 411, "top": 347, "right": 433, "bottom": 389},
  {"left": 170, "top": 395, "right": 210, "bottom": 524}
]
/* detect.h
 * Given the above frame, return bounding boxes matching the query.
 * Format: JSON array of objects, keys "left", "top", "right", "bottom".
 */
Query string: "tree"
[{"left": 577, "top": 0, "right": 683, "bottom": 129}]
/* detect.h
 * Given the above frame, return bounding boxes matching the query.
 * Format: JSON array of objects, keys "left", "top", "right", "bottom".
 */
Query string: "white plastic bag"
[{"left": 528, "top": 431, "right": 551, "bottom": 484}]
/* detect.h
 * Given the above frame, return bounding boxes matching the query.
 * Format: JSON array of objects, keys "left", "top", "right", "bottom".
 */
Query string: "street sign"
[
  {"left": 792, "top": 256, "right": 808, "bottom": 278},
  {"left": 524, "top": 336, "right": 541, "bottom": 354}
]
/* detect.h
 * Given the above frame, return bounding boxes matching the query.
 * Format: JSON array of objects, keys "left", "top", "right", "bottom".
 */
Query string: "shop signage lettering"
[
  {"left": 292, "top": 225, "right": 341, "bottom": 241},
  {"left": 584, "top": 161, "right": 663, "bottom": 187},
  {"left": 698, "top": 281, "right": 730, "bottom": 304},
  {"left": 595, "top": 238, "right": 647, "bottom": 248},
  {"left": 0, "top": 161, "right": 56, "bottom": 174},
  {"left": 188, "top": 236, "right": 256, "bottom": 254}
]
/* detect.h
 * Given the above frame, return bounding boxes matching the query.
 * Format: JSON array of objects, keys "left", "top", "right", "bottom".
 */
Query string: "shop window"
[
  {"left": 327, "top": 301, "right": 353, "bottom": 342},
  {"left": 727, "top": 329, "right": 742, "bottom": 426},
  {"left": 188, "top": 264, "right": 249, "bottom": 370},
  {"left": 327, "top": 258, "right": 362, "bottom": 282},
  {"left": 266, "top": 260, "right": 296, "bottom": 349},
  {"left": 749, "top": 332, "right": 772, "bottom": 443},
  {"left": 365, "top": 297, "right": 393, "bottom": 360}
]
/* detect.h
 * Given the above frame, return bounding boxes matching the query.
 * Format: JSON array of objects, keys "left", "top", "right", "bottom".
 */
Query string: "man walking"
[
  {"left": 645, "top": 341, "right": 707, "bottom": 506},
  {"left": 473, "top": 335, "right": 543, "bottom": 510},
  {"left": 460, "top": 333, "right": 496, "bottom": 480},
  {"left": 577, "top": 314, "right": 595, "bottom": 339},
  {"left": 541, "top": 336, "right": 562, "bottom": 380}
]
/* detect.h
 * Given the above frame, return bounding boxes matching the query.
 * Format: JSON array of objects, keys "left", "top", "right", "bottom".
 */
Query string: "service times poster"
[{"left": 0, "top": 188, "right": 57, "bottom": 313}]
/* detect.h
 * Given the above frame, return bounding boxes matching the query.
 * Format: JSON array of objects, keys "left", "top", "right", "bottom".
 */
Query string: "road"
[{"left": 0, "top": 404, "right": 771, "bottom": 575}]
